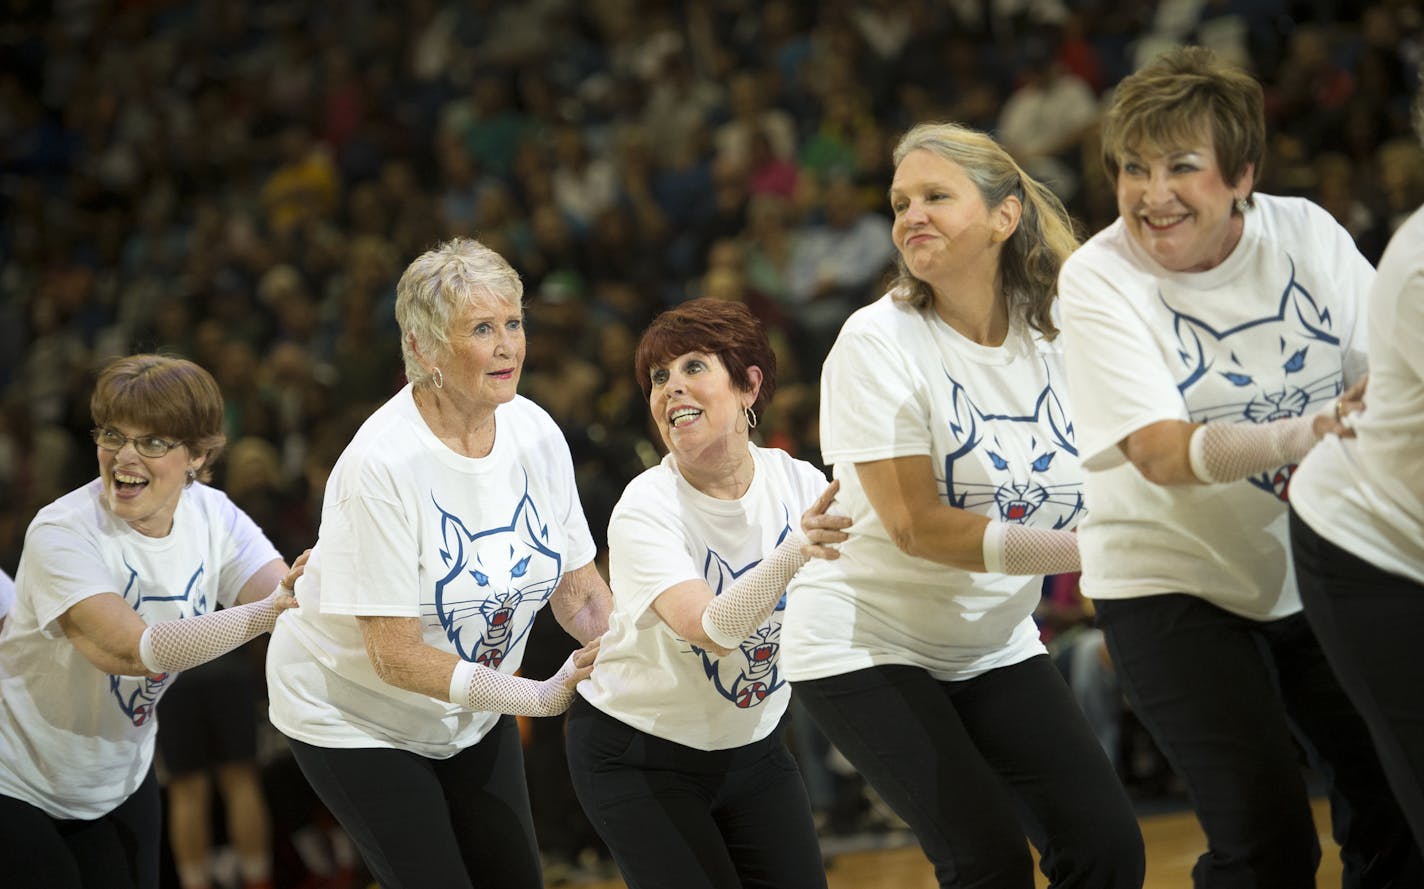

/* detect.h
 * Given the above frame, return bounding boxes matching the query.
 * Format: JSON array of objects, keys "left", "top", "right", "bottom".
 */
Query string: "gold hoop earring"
[{"left": 432, "top": 367, "right": 444, "bottom": 389}]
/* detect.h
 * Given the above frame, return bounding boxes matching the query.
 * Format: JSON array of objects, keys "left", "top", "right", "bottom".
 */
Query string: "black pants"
[
  {"left": 0, "top": 765, "right": 160, "bottom": 889},
  {"left": 565, "top": 697, "right": 827, "bottom": 889},
  {"left": 1097, "top": 592, "right": 1421, "bottom": 889},
  {"left": 287, "top": 716, "right": 541, "bottom": 889},
  {"left": 1292, "top": 509, "right": 1424, "bottom": 857},
  {"left": 794, "top": 654, "right": 1144, "bottom": 889}
]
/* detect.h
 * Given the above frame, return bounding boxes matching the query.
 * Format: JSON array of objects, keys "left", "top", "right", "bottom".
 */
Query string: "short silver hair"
[{"left": 394, "top": 238, "right": 524, "bottom": 387}]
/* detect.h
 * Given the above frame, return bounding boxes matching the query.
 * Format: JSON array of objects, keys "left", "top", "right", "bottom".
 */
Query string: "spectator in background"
[
  {"left": 157, "top": 640, "right": 276, "bottom": 889},
  {"left": 997, "top": 36, "right": 1100, "bottom": 206},
  {"left": 785, "top": 172, "right": 896, "bottom": 367}
]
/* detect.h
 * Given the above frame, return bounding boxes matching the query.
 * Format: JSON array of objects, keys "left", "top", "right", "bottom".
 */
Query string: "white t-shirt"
[
  {"left": 1059, "top": 194, "right": 1371, "bottom": 618},
  {"left": 783, "top": 294, "right": 1077, "bottom": 683},
  {"left": 0, "top": 480, "right": 278, "bottom": 819},
  {"left": 1293, "top": 204, "right": 1424, "bottom": 583},
  {"left": 0, "top": 569, "right": 13, "bottom": 620},
  {"left": 579, "top": 445, "right": 829, "bottom": 750},
  {"left": 267, "top": 388, "right": 596, "bottom": 758}
]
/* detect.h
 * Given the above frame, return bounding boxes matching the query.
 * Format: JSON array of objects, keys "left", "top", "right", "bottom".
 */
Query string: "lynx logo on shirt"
[
  {"left": 942, "top": 360, "right": 1084, "bottom": 529},
  {"left": 685, "top": 515, "right": 793, "bottom": 709},
  {"left": 1164, "top": 257, "right": 1342, "bottom": 500},
  {"left": 110, "top": 557, "right": 207, "bottom": 725},
  {"left": 429, "top": 479, "right": 562, "bottom": 669}
]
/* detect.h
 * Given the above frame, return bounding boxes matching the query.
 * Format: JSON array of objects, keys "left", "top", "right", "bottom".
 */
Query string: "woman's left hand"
[
  {"left": 1312, "top": 375, "right": 1368, "bottom": 439},
  {"left": 800, "top": 480, "right": 852, "bottom": 561},
  {"left": 275, "top": 548, "right": 313, "bottom": 611}
]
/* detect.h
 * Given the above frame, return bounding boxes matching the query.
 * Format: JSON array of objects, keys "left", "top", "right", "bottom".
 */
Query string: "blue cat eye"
[
  {"left": 1031, "top": 453, "right": 1055, "bottom": 472},
  {"left": 987, "top": 451, "right": 1009, "bottom": 471},
  {"left": 1221, "top": 372, "right": 1254, "bottom": 387},
  {"left": 511, "top": 556, "right": 530, "bottom": 578},
  {"left": 1283, "top": 347, "right": 1308, "bottom": 374},
  {"left": 472, "top": 569, "right": 488, "bottom": 585}
]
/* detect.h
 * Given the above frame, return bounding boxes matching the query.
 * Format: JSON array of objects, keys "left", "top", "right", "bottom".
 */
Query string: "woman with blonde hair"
[{"left": 782, "top": 122, "right": 1144, "bottom": 888}]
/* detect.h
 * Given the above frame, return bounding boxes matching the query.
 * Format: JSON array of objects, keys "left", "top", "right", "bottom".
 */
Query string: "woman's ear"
[
  {"left": 992, "top": 194, "right": 1023, "bottom": 244},
  {"left": 1231, "top": 162, "right": 1257, "bottom": 196},
  {"left": 743, "top": 365, "right": 764, "bottom": 406}
]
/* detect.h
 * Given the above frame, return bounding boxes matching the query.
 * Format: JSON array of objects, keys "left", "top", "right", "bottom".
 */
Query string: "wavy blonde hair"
[{"left": 890, "top": 122, "right": 1080, "bottom": 339}]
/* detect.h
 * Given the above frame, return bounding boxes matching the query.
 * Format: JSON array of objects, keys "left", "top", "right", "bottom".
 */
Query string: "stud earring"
[{"left": 1234, "top": 196, "right": 1250, "bottom": 214}]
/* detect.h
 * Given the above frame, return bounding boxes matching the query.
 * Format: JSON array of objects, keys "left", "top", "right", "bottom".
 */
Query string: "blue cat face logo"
[
  {"left": 1165, "top": 257, "right": 1341, "bottom": 498},
  {"left": 683, "top": 513, "right": 793, "bottom": 710},
  {"left": 110, "top": 557, "right": 206, "bottom": 724},
  {"left": 943, "top": 359, "right": 1084, "bottom": 529},
  {"left": 430, "top": 477, "right": 562, "bottom": 668}
]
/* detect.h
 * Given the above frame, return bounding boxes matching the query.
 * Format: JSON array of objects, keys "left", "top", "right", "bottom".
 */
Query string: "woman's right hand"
[
  {"left": 553, "top": 638, "right": 601, "bottom": 691},
  {"left": 799, "top": 479, "right": 852, "bottom": 561}
]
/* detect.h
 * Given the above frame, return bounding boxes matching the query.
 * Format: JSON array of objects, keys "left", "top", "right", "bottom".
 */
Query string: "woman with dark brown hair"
[
  {"left": 567, "top": 298, "right": 848, "bottom": 889},
  {"left": 0, "top": 354, "right": 302, "bottom": 889}
]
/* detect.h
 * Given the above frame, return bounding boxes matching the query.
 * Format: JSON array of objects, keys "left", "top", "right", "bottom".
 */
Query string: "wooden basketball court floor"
[{"left": 567, "top": 798, "right": 1341, "bottom": 888}]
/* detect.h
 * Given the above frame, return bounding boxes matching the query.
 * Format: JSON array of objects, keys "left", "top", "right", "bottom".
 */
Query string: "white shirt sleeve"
[
  {"left": 607, "top": 496, "right": 702, "bottom": 627},
  {"left": 1059, "top": 253, "right": 1190, "bottom": 471},
  {"left": 317, "top": 486, "right": 422, "bottom": 617},
  {"left": 21, "top": 522, "right": 116, "bottom": 638},
  {"left": 820, "top": 317, "right": 933, "bottom": 464}
]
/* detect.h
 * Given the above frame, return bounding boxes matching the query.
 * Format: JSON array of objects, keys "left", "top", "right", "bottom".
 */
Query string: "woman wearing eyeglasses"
[{"left": 0, "top": 354, "right": 305, "bottom": 889}]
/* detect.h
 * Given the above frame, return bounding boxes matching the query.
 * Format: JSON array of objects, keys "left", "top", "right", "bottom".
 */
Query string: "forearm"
[
  {"left": 359, "top": 623, "right": 462, "bottom": 700},
  {"left": 138, "top": 586, "right": 288, "bottom": 674},
  {"left": 1187, "top": 416, "right": 1319, "bottom": 484},
  {"left": 888, "top": 505, "right": 993, "bottom": 571},
  {"left": 981, "top": 522, "right": 1080, "bottom": 576},
  {"left": 700, "top": 534, "right": 808, "bottom": 650},
  {"left": 448, "top": 658, "right": 580, "bottom": 717}
]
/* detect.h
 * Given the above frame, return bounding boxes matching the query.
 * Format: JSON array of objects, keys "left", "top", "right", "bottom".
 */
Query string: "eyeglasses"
[{"left": 91, "top": 427, "right": 183, "bottom": 458}]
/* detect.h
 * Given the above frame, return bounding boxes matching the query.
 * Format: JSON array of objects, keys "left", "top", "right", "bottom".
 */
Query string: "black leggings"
[
  {"left": 287, "top": 716, "right": 541, "bottom": 889},
  {"left": 794, "top": 654, "right": 1144, "bottom": 889},
  {"left": 565, "top": 697, "right": 827, "bottom": 889},
  {"left": 0, "top": 766, "right": 160, "bottom": 889},
  {"left": 1292, "top": 510, "right": 1424, "bottom": 861},
  {"left": 1098, "top": 591, "right": 1421, "bottom": 889}
]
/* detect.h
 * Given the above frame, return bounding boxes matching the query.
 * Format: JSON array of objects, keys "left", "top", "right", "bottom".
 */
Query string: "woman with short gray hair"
[{"left": 266, "top": 237, "right": 611, "bottom": 889}]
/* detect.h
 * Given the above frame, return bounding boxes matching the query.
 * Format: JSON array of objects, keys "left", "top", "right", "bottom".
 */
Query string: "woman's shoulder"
[
  {"left": 612, "top": 459, "right": 681, "bottom": 518},
  {"left": 27, "top": 480, "right": 106, "bottom": 540},
  {"left": 752, "top": 444, "right": 827, "bottom": 488},
  {"left": 1250, "top": 193, "right": 1343, "bottom": 240}
]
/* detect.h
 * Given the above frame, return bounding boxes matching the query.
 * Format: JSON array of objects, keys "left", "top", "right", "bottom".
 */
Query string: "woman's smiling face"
[
  {"left": 97, "top": 422, "right": 201, "bottom": 538},
  {"left": 1116, "top": 137, "right": 1254, "bottom": 273},
  {"left": 647, "top": 350, "right": 758, "bottom": 469}
]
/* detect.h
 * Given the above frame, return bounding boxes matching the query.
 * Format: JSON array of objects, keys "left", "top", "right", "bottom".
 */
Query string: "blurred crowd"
[
  {"left": 2, "top": 0, "right": 1422, "bottom": 572},
  {"left": 0, "top": 2, "right": 1421, "bottom": 881}
]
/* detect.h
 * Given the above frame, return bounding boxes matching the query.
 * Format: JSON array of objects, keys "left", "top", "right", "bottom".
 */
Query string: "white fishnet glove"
[
  {"left": 1187, "top": 416, "right": 1318, "bottom": 484},
  {"left": 982, "top": 522, "right": 1081, "bottom": 576},
  {"left": 138, "top": 581, "right": 293, "bottom": 674},
  {"left": 700, "top": 532, "right": 809, "bottom": 651},
  {"left": 448, "top": 642, "right": 597, "bottom": 717}
]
